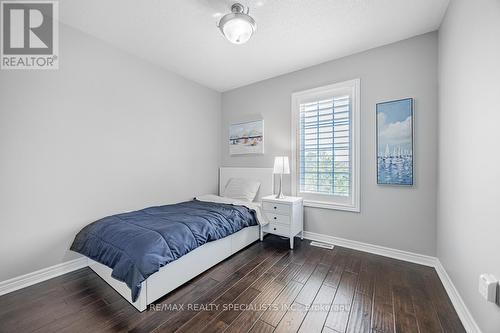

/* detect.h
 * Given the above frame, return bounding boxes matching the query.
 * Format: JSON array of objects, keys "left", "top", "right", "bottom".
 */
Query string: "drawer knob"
[
  {"left": 274, "top": 206, "right": 277, "bottom": 209},
  {"left": 273, "top": 227, "right": 276, "bottom": 231},
  {"left": 273, "top": 217, "right": 277, "bottom": 220}
]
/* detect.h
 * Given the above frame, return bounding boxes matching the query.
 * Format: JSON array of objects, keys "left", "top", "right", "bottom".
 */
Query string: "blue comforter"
[{"left": 70, "top": 199, "right": 258, "bottom": 302}]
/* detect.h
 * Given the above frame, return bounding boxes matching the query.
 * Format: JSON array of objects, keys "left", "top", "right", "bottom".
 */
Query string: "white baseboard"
[
  {"left": 303, "top": 231, "right": 436, "bottom": 267},
  {"left": 434, "top": 261, "right": 482, "bottom": 333},
  {"left": 0, "top": 257, "right": 88, "bottom": 297},
  {"left": 302, "top": 231, "right": 481, "bottom": 333}
]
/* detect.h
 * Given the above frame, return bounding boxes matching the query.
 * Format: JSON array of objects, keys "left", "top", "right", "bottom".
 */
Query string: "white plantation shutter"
[
  {"left": 299, "top": 95, "right": 350, "bottom": 196},
  {"left": 291, "top": 79, "right": 360, "bottom": 212}
]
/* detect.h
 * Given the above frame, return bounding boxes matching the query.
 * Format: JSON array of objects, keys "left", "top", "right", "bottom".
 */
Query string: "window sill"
[{"left": 303, "top": 199, "right": 360, "bottom": 213}]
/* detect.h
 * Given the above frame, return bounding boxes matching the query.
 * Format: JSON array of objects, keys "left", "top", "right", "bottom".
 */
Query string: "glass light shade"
[
  {"left": 273, "top": 156, "right": 290, "bottom": 175},
  {"left": 218, "top": 8, "right": 256, "bottom": 45},
  {"left": 222, "top": 17, "right": 254, "bottom": 44}
]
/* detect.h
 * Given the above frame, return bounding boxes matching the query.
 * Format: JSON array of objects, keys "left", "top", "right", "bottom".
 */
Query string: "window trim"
[{"left": 291, "top": 79, "right": 360, "bottom": 212}]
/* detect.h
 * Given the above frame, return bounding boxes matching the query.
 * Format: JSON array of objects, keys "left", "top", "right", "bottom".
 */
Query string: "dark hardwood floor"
[{"left": 0, "top": 236, "right": 465, "bottom": 333}]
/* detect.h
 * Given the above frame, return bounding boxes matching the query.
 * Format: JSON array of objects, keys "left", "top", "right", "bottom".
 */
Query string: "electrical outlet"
[{"left": 479, "top": 274, "right": 498, "bottom": 303}]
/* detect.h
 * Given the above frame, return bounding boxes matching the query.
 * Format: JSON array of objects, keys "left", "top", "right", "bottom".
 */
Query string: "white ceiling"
[{"left": 60, "top": 0, "right": 449, "bottom": 92}]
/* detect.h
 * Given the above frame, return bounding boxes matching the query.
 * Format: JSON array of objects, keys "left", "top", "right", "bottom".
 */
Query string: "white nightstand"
[{"left": 261, "top": 195, "right": 304, "bottom": 249}]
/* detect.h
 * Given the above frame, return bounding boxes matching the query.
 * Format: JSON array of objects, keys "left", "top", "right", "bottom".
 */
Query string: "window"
[{"left": 291, "top": 79, "right": 360, "bottom": 212}]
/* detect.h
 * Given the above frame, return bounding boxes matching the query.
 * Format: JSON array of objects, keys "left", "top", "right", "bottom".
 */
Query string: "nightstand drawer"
[
  {"left": 265, "top": 212, "right": 290, "bottom": 225},
  {"left": 264, "top": 222, "right": 290, "bottom": 236},
  {"left": 262, "top": 202, "right": 290, "bottom": 215}
]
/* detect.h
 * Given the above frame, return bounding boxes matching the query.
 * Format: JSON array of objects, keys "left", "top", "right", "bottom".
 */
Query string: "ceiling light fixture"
[{"left": 217, "top": 3, "right": 256, "bottom": 45}]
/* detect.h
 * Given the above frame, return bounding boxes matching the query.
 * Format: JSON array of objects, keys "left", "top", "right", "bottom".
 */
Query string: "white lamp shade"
[{"left": 273, "top": 156, "right": 290, "bottom": 174}]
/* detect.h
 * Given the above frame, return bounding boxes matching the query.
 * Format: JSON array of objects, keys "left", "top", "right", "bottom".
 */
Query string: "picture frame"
[
  {"left": 229, "top": 119, "right": 264, "bottom": 155},
  {"left": 376, "top": 98, "right": 414, "bottom": 186}
]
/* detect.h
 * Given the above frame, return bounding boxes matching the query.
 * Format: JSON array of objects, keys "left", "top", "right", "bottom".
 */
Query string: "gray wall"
[
  {"left": 0, "top": 24, "right": 221, "bottom": 281},
  {"left": 438, "top": 0, "right": 500, "bottom": 332},
  {"left": 221, "top": 33, "right": 439, "bottom": 256}
]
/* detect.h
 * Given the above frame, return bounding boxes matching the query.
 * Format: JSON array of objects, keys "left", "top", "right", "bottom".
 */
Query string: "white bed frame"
[{"left": 88, "top": 167, "right": 274, "bottom": 311}]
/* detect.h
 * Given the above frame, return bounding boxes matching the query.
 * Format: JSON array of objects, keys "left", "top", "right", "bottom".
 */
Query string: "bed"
[{"left": 71, "top": 167, "right": 273, "bottom": 312}]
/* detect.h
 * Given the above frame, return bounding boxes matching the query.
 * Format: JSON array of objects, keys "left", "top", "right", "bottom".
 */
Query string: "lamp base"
[{"left": 276, "top": 173, "right": 285, "bottom": 199}]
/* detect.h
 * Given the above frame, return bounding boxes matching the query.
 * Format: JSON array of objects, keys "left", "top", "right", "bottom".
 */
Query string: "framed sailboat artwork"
[{"left": 376, "top": 98, "right": 414, "bottom": 186}]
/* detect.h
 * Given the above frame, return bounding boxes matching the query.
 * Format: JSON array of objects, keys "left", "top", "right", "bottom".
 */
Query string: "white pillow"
[{"left": 223, "top": 178, "right": 261, "bottom": 202}]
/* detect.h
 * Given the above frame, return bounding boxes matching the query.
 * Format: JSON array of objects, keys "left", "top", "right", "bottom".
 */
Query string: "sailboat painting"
[
  {"left": 376, "top": 98, "right": 414, "bottom": 185},
  {"left": 229, "top": 120, "right": 264, "bottom": 155}
]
